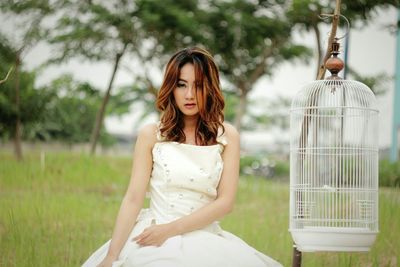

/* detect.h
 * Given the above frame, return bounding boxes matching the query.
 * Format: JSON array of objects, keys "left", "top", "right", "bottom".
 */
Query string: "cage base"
[{"left": 290, "top": 227, "right": 378, "bottom": 252}]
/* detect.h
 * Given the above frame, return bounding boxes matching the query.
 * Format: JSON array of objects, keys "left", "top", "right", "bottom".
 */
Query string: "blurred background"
[
  {"left": 1, "top": 1, "right": 399, "bottom": 266},
  {"left": 1, "top": 0, "right": 398, "bottom": 157}
]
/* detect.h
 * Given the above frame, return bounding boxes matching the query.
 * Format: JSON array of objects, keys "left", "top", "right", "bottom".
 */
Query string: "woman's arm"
[
  {"left": 134, "top": 123, "right": 239, "bottom": 246},
  {"left": 101, "top": 124, "right": 156, "bottom": 261}
]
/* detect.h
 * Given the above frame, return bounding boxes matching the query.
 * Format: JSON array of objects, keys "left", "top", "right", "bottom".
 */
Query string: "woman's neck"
[
  {"left": 182, "top": 115, "right": 199, "bottom": 131},
  {"left": 182, "top": 116, "right": 199, "bottom": 145}
]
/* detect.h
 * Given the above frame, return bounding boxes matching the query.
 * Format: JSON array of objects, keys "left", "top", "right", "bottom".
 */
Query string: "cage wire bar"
[{"left": 289, "top": 78, "right": 379, "bottom": 252}]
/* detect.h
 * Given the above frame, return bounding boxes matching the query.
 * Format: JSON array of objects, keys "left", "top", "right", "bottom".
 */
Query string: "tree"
[
  {"left": 36, "top": 75, "right": 117, "bottom": 145},
  {"left": 137, "top": 0, "right": 311, "bottom": 130},
  {"left": 0, "top": 35, "right": 52, "bottom": 148},
  {"left": 0, "top": 0, "right": 56, "bottom": 160},
  {"left": 347, "top": 67, "right": 392, "bottom": 96},
  {"left": 244, "top": 95, "right": 291, "bottom": 131},
  {"left": 2, "top": 0, "right": 213, "bottom": 150},
  {"left": 203, "top": 0, "right": 311, "bottom": 129},
  {"left": 45, "top": 1, "right": 145, "bottom": 153}
]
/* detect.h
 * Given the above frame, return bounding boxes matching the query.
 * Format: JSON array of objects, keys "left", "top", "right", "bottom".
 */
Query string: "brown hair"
[{"left": 156, "top": 47, "right": 225, "bottom": 146}]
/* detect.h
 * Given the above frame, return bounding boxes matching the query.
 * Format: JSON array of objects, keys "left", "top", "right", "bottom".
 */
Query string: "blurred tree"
[
  {"left": 204, "top": 0, "right": 311, "bottom": 129},
  {"left": 137, "top": 0, "right": 311, "bottom": 130},
  {"left": 0, "top": 69, "right": 120, "bottom": 147},
  {"left": 0, "top": 0, "right": 55, "bottom": 160},
  {"left": 37, "top": 75, "right": 117, "bottom": 145},
  {"left": 223, "top": 90, "right": 240, "bottom": 124},
  {"left": 99, "top": 0, "right": 214, "bottom": 124},
  {"left": 47, "top": 0, "right": 214, "bottom": 152},
  {"left": 1, "top": 0, "right": 212, "bottom": 149},
  {"left": 347, "top": 66, "right": 392, "bottom": 96},
  {"left": 244, "top": 95, "right": 291, "bottom": 131},
  {"left": 3, "top": 0, "right": 337, "bottom": 138},
  {"left": 0, "top": 34, "right": 53, "bottom": 151},
  {"left": 134, "top": 0, "right": 205, "bottom": 63},
  {"left": 44, "top": 1, "right": 142, "bottom": 154}
]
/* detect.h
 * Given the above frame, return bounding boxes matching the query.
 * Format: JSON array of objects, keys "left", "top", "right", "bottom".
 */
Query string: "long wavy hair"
[{"left": 156, "top": 47, "right": 225, "bottom": 146}]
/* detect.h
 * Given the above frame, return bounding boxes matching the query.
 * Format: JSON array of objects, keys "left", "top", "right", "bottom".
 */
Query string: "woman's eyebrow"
[{"left": 178, "top": 78, "right": 188, "bottom": 83}]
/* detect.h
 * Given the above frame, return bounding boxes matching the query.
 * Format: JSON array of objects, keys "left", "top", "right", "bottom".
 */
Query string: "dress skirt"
[{"left": 81, "top": 209, "right": 282, "bottom": 267}]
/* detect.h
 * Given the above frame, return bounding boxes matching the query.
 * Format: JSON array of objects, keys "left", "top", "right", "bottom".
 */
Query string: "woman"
[{"left": 82, "top": 47, "right": 282, "bottom": 267}]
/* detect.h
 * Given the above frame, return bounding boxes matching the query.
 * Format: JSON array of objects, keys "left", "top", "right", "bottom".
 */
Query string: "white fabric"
[{"left": 82, "top": 125, "right": 282, "bottom": 267}]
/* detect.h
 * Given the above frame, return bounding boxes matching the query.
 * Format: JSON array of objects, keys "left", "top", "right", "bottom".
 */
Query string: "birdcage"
[{"left": 289, "top": 40, "right": 379, "bottom": 252}]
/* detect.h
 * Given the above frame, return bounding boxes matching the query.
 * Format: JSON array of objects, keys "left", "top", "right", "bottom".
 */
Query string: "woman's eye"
[{"left": 177, "top": 83, "right": 186, "bottom": 88}]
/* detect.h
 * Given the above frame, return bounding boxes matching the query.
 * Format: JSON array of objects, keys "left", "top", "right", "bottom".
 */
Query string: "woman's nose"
[{"left": 185, "top": 86, "right": 195, "bottom": 99}]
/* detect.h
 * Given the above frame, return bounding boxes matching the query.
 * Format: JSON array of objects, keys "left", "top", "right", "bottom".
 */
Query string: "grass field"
[{"left": 0, "top": 152, "right": 399, "bottom": 266}]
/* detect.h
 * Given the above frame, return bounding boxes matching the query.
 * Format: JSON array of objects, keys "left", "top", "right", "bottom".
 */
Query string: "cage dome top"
[
  {"left": 291, "top": 80, "right": 378, "bottom": 111},
  {"left": 291, "top": 38, "right": 377, "bottom": 112}
]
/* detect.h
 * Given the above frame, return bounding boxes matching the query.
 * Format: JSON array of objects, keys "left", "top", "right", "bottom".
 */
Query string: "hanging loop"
[{"left": 318, "top": 14, "right": 350, "bottom": 40}]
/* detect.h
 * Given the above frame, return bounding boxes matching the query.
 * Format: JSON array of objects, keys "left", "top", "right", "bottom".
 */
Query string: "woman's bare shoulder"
[
  {"left": 222, "top": 122, "right": 239, "bottom": 143},
  {"left": 136, "top": 122, "right": 158, "bottom": 148}
]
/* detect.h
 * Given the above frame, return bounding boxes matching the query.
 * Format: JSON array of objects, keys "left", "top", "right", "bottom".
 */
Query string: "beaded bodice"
[{"left": 147, "top": 124, "right": 227, "bottom": 224}]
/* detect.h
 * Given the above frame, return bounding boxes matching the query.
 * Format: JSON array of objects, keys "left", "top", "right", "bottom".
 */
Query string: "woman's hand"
[
  {"left": 132, "top": 223, "right": 175, "bottom": 247},
  {"left": 96, "top": 254, "right": 116, "bottom": 267}
]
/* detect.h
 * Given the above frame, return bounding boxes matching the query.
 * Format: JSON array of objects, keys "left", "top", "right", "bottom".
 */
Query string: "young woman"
[{"left": 82, "top": 47, "right": 282, "bottom": 267}]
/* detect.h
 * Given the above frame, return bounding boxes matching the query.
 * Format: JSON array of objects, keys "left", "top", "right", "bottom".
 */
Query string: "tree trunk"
[
  {"left": 316, "top": 0, "right": 342, "bottom": 80},
  {"left": 14, "top": 55, "right": 23, "bottom": 161},
  {"left": 233, "top": 88, "right": 247, "bottom": 131},
  {"left": 312, "top": 23, "right": 322, "bottom": 79},
  {"left": 90, "top": 44, "right": 127, "bottom": 154}
]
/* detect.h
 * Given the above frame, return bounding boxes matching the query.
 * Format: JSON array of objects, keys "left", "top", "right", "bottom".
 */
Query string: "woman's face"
[{"left": 173, "top": 63, "right": 200, "bottom": 117}]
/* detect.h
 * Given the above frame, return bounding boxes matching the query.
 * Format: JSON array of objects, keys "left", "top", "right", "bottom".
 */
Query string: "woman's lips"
[{"left": 184, "top": 103, "right": 196, "bottom": 109}]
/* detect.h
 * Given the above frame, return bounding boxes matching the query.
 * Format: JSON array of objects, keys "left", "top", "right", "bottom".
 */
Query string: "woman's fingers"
[
  {"left": 137, "top": 235, "right": 153, "bottom": 246},
  {"left": 133, "top": 227, "right": 151, "bottom": 241},
  {"left": 136, "top": 234, "right": 160, "bottom": 246},
  {"left": 132, "top": 225, "right": 166, "bottom": 246}
]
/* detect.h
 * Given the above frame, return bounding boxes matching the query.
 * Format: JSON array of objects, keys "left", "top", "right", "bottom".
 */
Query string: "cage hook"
[{"left": 318, "top": 14, "right": 350, "bottom": 40}]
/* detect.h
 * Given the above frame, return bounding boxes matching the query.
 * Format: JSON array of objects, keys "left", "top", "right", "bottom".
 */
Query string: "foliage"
[
  {"left": 203, "top": 1, "right": 311, "bottom": 128},
  {"left": 223, "top": 90, "right": 239, "bottom": 123},
  {"left": 112, "top": 81, "right": 158, "bottom": 124},
  {"left": 288, "top": 0, "right": 399, "bottom": 32},
  {"left": 379, "top": 159, "right": 400, "bottom": 187},
  {"left": 205, "top": 0, "right": 311, "bottom": 82},
  {"left": 0, "top": 0, "right": 56, "bottom": 47},
  {"left": 44, "top": 1, "right": 138, "bottom": 63},
  {"left": 240, "top": 154, "right": 289, "bottom": 179},
  {"left": 0, "top": 71, "right": 52, "bottom": 141},
  {"left": 0, "top": 15, "right": 131, "bottom": 147},
  {"left": 273, "top": 160, "right": 290, "bottom": 178},
  {"left": 136, "top": 0, "right": 311, "bottom": 128},
  {"left": 347, "top": 66, "right": 392, "bottom": 95},
  {"left": 0, "top": 68, "right": 117, "bottom": 145},
  {"left": 244, "top": 96, "right": 291, "bottom": 130},
  {"left": 2, "top": 0, "right": 313, "bottom": 131},
  {"left": 37, "top": 75, "right": 119, "bottom": 145},
  {"left": 0, "top": 34, "right": 51, "bottom": 140},
  {"left": 2, "top": 0, "right": 396, "bottom": 137},
  {"left": 340, "top": 0, "right": 399, "bottom": 25},
  {"left": 287, "top": 0, "right": 398, "bottom": 79},
  {"left": 240, "top": 155, "right": 400, "bottom": 187},
  {"left": 1, "top": 1, "right": 65, "bottom": 159},
  {"left": 134, "top": 0, "right": 204, "bottom": 61}
]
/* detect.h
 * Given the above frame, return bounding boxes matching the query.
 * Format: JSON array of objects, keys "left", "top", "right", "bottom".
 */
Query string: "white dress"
[{"left": 82, "top": 124, "right": 282, "bottom": 267}]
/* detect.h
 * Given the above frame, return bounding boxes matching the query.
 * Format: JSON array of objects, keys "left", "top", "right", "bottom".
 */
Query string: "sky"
[{"left": 4, "top": 6, "right": 399, "bottom": 149}]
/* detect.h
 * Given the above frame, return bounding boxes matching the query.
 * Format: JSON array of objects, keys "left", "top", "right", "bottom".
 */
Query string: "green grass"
[{"left": 0, "top": 152, "right": 399, "bottom": 266}]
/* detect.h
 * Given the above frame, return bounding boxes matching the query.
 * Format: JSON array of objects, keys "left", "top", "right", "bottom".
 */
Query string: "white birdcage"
[{"left": 289, "top": 40, "right": 379, "bottom": 252}]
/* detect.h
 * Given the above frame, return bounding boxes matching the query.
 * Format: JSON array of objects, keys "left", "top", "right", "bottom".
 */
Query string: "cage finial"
[{"left": 325, "top": 38, "right": 344, "bottom": 80}]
